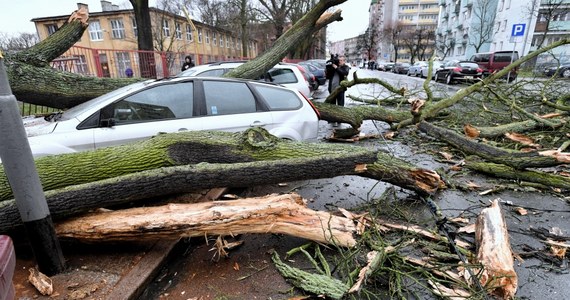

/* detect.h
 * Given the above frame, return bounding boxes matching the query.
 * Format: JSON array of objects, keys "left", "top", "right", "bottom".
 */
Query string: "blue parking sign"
[{"left": 511, "top": 24, "right": 525, "bottom": 37}]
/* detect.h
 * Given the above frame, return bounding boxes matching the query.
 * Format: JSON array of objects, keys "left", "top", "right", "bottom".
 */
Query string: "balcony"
[{"left": 549, "top": 20, "right": 570, "bottom": 31}]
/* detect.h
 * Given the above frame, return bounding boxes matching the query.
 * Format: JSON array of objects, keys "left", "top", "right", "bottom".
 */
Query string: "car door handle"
[{"left": 250, "top": 121, "right": 266, "bottom": 127}]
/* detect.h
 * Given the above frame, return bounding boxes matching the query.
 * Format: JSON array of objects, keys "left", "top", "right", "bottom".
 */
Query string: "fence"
[{"left": 49, "top": 46, "right": 251, "bottom": 79}]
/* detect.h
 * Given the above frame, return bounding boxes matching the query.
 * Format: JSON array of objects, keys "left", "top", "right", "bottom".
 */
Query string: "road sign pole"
[{"left": 0, "top": 54, "right": 65, "bottom": 275}]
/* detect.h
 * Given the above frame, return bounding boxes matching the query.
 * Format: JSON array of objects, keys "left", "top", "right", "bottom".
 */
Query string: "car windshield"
[{"left": 60, "top": 81, "right": 149, "bottom": 120}]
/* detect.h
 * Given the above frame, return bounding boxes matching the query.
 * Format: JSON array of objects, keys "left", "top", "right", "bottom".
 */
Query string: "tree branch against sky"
[{"left": 469, "top": 0, "right": 496, "bottom": 53}]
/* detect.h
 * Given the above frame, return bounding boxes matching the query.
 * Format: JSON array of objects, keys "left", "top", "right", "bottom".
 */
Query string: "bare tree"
[
  {"left": 356, "top": 27, "right": 379, "bottom": 62},
  {"left": 129, "top": 0, "right": 157, "bottom": 78},
  {"left": 287, "top": 0, "right": 320, "bottom": 59},
  {"left": 256, "top": 0, "right": 294, "bottom": 39},
  {"left": 382, "top": 22, "right": 404, "bottom": 62},
  {"left": 469, "top": 0, "right": 497, "bottom": 53},
  {"left": 0, "top": 32, "right": 39, "bottom": 51}
]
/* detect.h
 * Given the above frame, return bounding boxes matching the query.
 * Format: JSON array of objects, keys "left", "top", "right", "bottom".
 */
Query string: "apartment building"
[
  {"left": 531, "top": 0, "right": 570, "bottom": 62},
  {"left": 372, "top": 0, "right": 439, "bottom": 62},
  {"left": 31, "top": 1, "right": 259, "bottom": 78}
]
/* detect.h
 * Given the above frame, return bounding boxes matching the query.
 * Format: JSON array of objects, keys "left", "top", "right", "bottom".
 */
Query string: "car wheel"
[
  {"left": 562, "top": 69, "right": 570, "bottom": 78},
  {"left": 446, "top": 74, "right": 453, "bottom": 85}
]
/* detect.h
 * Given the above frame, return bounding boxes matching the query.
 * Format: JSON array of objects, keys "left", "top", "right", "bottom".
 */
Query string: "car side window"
[
  {"left": 253, "top": 85, "right": 301, "bottom": 110},
  {"left": 203, "top": 81, "right": 256, "bottom": 115},
  {"left": 266, "top": 68, "right": 298, "bottom": 84},
  {"left": 102, "top": 82, "right": 193, "bottom": 124}
]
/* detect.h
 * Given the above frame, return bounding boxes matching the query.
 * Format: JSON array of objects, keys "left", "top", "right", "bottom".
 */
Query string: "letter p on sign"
[{"left": 512, "top": 24, "right": 525, "bottom": 37}]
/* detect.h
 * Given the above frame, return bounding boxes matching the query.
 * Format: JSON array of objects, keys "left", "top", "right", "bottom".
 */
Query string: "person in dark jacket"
[
  {"left": 327, "top": 55, "right": 350, "bottom": 107},
  {"left": 181, "top": 55, "right": 195, "bottom": 71}
]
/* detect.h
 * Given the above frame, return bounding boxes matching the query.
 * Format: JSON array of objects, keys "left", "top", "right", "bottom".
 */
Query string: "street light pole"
[{"left": 0, "top": 53, "right": 65, "bottom": 275}]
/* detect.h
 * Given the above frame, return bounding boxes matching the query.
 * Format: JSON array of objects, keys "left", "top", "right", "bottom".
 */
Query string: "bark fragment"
[{"left": 475, "top": 199, "right": 517, "bottom": 299}]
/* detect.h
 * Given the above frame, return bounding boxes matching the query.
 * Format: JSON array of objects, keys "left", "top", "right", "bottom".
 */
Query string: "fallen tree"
[
  {"left": 0, "top": 128, "right": 443, "bottom": 233},
  {"left": 55, "top": 193, "right": 358, "bottom": 247},
  {"left": 4, "top": 0, "right": 348, "bottom": 109}
]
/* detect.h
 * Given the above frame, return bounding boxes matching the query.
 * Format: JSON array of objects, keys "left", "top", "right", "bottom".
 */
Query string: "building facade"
[{"left": 31, "top": 1, "right": 259, "bottom": 78}]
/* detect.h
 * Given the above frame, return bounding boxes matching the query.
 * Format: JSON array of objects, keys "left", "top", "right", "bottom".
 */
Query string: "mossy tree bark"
[
  {"left": 4, "top": 8, "right": 140, "bottom": 109},
  {"left": 0, "top": 128, "right": 444, "bottom": 233}
]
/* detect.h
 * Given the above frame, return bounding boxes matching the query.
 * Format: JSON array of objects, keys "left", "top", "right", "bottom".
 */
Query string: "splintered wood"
[
  {"left": 55, "top": 193, "right": 357, "bottom": 247},
  {"left": 475, "top": 199, "right": 518, "bottom": 299}
]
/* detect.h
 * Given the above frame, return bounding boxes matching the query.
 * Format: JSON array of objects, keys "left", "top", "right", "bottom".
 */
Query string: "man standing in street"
[{"left": 328, "top": 55, "right": 350, "bottom": 107}]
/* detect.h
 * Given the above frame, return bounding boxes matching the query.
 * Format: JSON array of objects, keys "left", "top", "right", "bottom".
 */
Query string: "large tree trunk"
[
  {"left": 225, "top": 0, "right": 346, "bottom": 79},
  {"left": 0, "top": 128, "right": 443, "bottom": 233},
  {"left": 5, "top": 0, "right": 347, "bottom": 109},
  {"left": 5, "top": 8, "right": 140, "bottom": 109},
  {"left": 55, "top": 193, "right": 358, "bottom": 247}
]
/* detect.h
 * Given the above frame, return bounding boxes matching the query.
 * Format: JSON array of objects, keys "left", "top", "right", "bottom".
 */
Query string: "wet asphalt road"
[{"left": 141, "top": 68, "right": 570, "bottom": 299}]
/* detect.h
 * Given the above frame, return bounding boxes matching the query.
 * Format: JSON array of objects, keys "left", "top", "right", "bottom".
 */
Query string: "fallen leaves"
[
  {"left": 504, "top": 132, "right": 541, "bottom": 148},
  {"left": 463, "top": 124, "right": 480, "bottom": 139}
]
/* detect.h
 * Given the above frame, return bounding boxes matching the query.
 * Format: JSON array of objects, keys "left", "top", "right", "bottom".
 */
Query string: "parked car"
[
  {"left": 543, "top": 62, "right": 570, "bottom": 78},
  {"left": 419, "top": 61, "right": 445, "bottom": 78},
  {"left": 434, "top": 60, "right": 483, "bottom": 84},
  {"left": 392, "top": 62, "right": 411, "bottom": 74},
  {"left": 0, "top": 235, "right": 15, "bottom": 300},
  {"left": 407, "top": 61, "right": 427, "bottom": 77},
  {"left": 306, "top": 59, "right": 327, "bottom": 70},
  {"left": 179, "top": 61, "right": 312, "bottom": 98},
  {"left": 299, "top": 61, "right": 326, "bottom": 85},
  {"left": 17, "top": 77, "right": 320, "bottom": 159},
  {"left": 295, "top": 62, "right": 320, "bottom": 90},
  {"left": 383, "top": 62, "right": 395, "bottom": 72},
  {"left": 470, "top": 51, "right": 519, "bottom": 81}
]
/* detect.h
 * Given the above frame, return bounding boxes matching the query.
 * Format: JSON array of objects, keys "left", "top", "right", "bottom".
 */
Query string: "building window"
[
  {"left": 220, "top": 34, "right": 224, "bottom": 47},
  {"left": 212, "top": 32, "right": 217, "bottom": 45},
  {"left": 226, "top": 36, "right": 230, "bottom": 48},
  {"left": 205, "top": 30, "right": 210, "bottom": 44},
  {"left": 110, "top": 18, "right": 125, "bottom": 39},
  {"left": 162, "top": 19, "right": 170, "bottom": 36},
  {"left": 46, "top": 24, "right": 58, "bottom": 36},
  {"left": 175, "top": 23, "right": 182, "bottom": 39},
  {"left": 115, "top": 52, "right": 132, "bottom": 78},
  {"left": 88, "top": 20, "right": 104, "bottom": 41},
  {"left": 502, "top": 20, "right": 507, "bottom": 32},
  {"left": 73, "top": 55, "right": 89, "bottom": 75},
  {"left": 186, "top": 24, "right": 193, "bottom": 41},
  {"left": 198, "top": 28, "right": 203, "bottom": 43},
  {"left": 131, "top": 17, "right": 138, "bottom": 38}
]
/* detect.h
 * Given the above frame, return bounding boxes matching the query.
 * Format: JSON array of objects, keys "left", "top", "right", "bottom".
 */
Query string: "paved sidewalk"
[{"left": 13, "top": 238, "right": 179, "bottom": 299}]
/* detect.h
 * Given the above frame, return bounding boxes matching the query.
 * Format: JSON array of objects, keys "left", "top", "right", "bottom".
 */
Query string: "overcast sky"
[{"left": 0, "top": 0, "right": 369, "bottom": 42}]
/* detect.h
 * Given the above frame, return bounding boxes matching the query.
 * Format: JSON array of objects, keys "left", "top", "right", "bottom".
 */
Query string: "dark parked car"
[
  {"left": 392, "top": 62, "right": 411, "bottom": 74},
  {"left": 299, "top": 61, "right": 326, "bottom": 85},
  {"left": 434, "top": 60, "right": 483, "bottom": 84},
  {"left": 544, "top": 62, "right": 570, "bottom": 78}
]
